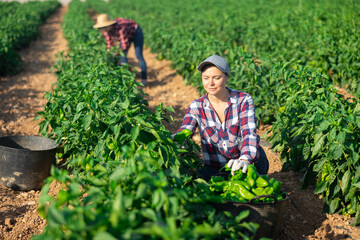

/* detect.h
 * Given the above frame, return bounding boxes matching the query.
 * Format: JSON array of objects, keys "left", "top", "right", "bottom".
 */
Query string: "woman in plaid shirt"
[
  {"left": 93, "top": 14, "right": 147, "bottom": 85},
  {"left": 176, "top": 55, "right": 269, "bottom": 181}
]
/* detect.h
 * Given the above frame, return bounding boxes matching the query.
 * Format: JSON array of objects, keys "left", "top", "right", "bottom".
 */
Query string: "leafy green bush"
[
  {"left": 268, "top": 61, "right": 360, "bottom": 224},
  {"left": 0, "top": 0, "right": 60, "bottom": 76},
  {"left": 35, "top": 1, "right": 259, "bottom": 239},
  {"left": 86, "top": 0, "right": 360, "bottom": 224}
]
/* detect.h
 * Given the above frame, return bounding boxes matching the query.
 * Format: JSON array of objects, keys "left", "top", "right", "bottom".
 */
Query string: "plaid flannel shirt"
[
  {"left": 102, "top": 18, "right": 138, "bottom": 52},
  {"left": 177, "top": 88, "right": 260, "bottom": 168}
]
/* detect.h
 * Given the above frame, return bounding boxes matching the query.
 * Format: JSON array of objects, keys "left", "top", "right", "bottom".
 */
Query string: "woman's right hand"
[{"left": 227, "top": 159, "right": 250, "bottom": 175}]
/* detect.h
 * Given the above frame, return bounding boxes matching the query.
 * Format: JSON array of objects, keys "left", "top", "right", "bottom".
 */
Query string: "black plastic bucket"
[
  {"left": 212, "top": 194, "right": 288, "bottom": 239},
  {"left": 0, "top": 135, "right": 58, "bottom": 191}
]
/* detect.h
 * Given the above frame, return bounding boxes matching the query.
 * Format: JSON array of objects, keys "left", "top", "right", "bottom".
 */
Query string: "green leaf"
[
  {"left": 336, "top": 131, "right": 346, "bottom": 144},
  {"left": 131, "top": 126, "right": 140, "bottom": 141},
  {"left": 76, "top": 102, "right": 86, "bottom": 112},
  {"left": 345, "top": 187, "right": 357, "bottom": 202},
  {"left": 149, "top": 129, "right": 161, "bottom": 140},
  {"left": 134, "top": 115, "right": 146, "bottom": 125},
  {"left": 329, "top": 127, "right": 337, "bottom": 141},
  {"left": 152, "top": 189, "right": 165, "bottom": 211},
  {"left": 83, "top": 188, "right": 106, "bottom": 205},
  {"left": 302, "top": 143, "right": 311, "bottom": 160},
  {"left": 193, "top": 223, "right": 219, "bottom": 235},
  {"left": 93, "top": 232, "right": 117, "bottom": 240},
  {"left": 135, "top": 183, "right": 148, "bottom": 199},
  {"left": 235, "top": 209, "right": 250, "bottom": 222},
  {"left": 311, "top": 133, "right": 326, "bottom": 158},
  {"left": 110, "top": 187, "right": 124, "bottom": 227},
  {"left": 342, "top": 170, "right": 352, "bottom": 193},
  {"left": 315, "top": 88, "right": 324, "bottom": 94},
  {"left": 314, "top": 180, "right": 328, "bottom": 194},
  {"left": 352, "top": 208, "right": 360, "bottom": 226},
  {"left": 48, "top": 205, "right": 66, "bottom": 225},
  {"left": 313, "top": 158, "right": 326, "bottom": 172},
  {"left": 141, "top": 208, "right": 157, "bottom": 221},
  {"left": 87, "top": 176, "right": 106, "bottom": 187},
  {"left": 355, "top": 103, "right": 360, "bottom": 113},
  {"left": 119, "top": 97, "right": 130, "bottom": 109},
  {"left": 329, "top": 198, "right": 339, "bottom": 214},
  {"left": 328, "top": 143, "right": 343, "bottom": 160},
  {"left": 83, "top": 113, "right": 92, "bottom": 131},
  {"left": 165, "top": 106, "right": 175, "bottom": 113},
  {"left": 317, "top": 120, "right": 331, "bottom": 132},
  {"left": 114, "top": 124, "right": 122, "bottom": 140},
  {"left": 158, "top": 145, "right": 169, "bottom": 166},
  {"left": 352, "top": 151, "right": 360, "bottom": 164},
  {"left": 110, "top": 168, "right": 127, "bottom": 182},
  {"left": 355, "top": 116, "right": 360, "bottom": 129}
]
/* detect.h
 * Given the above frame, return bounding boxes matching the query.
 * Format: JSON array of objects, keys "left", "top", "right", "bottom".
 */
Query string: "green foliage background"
[
  {"left": 86, "top": 0, "right": 360, "bottom": 224},
  {"left": 0, "top": 0, "right": 60, "bottom": 76}
]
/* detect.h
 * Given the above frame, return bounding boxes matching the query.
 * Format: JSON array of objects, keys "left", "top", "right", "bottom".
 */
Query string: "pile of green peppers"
[{"left": 209, "top": 164, "right": 286, "bottom": 203}]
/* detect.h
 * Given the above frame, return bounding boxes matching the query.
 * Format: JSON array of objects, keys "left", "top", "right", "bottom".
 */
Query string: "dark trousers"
[
  {"left": 120, "top": 26, "right": 147, "bottom": 81},
  {"left": 199, "top": 145, "right": 269, "bottom": 182}
]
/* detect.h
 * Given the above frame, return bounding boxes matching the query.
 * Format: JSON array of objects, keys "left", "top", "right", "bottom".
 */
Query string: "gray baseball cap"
[{"left": 197, "top": 55, "right": 230, "bottom": 76}]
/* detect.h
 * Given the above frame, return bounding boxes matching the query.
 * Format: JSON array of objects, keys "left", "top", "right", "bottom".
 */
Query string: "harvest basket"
[
  {"left": 0, "top": 135, "right": 58, "bottom": 191},
  {"left": 213, "top": 194, "right": 288, "bottom": 239}
]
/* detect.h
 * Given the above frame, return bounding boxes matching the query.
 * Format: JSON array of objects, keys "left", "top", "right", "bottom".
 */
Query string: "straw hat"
[{"left": 93, "top": 14, "right": 116, "bottom": 29}]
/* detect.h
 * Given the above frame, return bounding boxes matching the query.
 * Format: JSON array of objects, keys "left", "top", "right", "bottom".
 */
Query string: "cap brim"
[{"left": 197, "top": 61, "right": 213, "bottom": 72}]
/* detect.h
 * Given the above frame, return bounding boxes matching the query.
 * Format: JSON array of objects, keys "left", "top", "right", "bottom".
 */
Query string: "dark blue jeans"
[
  {"left": 120, "top": 26, "right": 147, "bottom": 81},
  {"left": 198, "top": 145, "right": 269, "bottom": 182}
]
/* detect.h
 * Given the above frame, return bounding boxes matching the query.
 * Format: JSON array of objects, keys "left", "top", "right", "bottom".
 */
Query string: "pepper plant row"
[
  {"left": 86, "top": 0, "right": 360, "bottom": 225},
  {"left": 0, "top": 0, "right": 60, "bottom": 76},
  {"left": 87, "top": 0, "right": 360, "bottom": 96},
  {"left": 34, "top": 0, "right": 259, "bottom": 239}
]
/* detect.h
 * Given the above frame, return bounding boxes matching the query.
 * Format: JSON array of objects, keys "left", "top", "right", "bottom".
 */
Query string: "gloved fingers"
[
  {"left": 227, "top": 159, "right": 235, "bottom": 168},
  {"left": 240, "top": 161, "right": 249, "bottom": 173},
  {"left": 231, "top": 160, "right": 242, "bottom": 175}
]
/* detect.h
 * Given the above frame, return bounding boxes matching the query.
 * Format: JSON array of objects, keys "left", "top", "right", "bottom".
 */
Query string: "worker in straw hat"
[{"left": 93, "top": 14, "right": 148, "bottom": 86}]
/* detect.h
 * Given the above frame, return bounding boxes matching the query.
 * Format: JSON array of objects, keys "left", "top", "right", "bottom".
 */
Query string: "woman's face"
[{"left": 202, "top": 66, "right": 229, "bottom": 96}]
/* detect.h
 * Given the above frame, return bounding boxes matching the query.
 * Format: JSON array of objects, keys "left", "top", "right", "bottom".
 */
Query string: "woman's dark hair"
[
  {"left": 201, "top": 63, "right": 216, "bottom": 73},
  {"left": 201, "top": 63, "right": 229, "bottom": 76}
]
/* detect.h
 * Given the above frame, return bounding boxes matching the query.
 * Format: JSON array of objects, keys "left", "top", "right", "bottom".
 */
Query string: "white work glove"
[{"left": 227, "top": 159, "right": 250, "bottom": 175}]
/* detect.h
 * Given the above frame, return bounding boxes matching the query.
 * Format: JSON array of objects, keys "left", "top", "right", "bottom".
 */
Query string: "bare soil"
[{"left": 1, "top": 5, "right": 360, "bottom": 240}]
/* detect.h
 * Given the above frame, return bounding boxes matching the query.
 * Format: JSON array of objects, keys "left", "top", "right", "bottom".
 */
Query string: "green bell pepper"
[
  {"left": 256, "top": 176, "right": 269, "bottom": 188},
  {"left": 265, "top": 186, "right": 274, "bottom": 195},
  {"left": 272, "top": 180, "right": 282, "bottom": 196},
  {"left": 246, "top": 164, "right": 258, "bottom": 187},
  {"left": 231, "top": 170, "right": 245, "bottom": 181},
  {"left": 230, "top": 182, "right": 255, "bottom": 200},
  {"left": 252, "top": 187, "right": 266, "bottom": 196}
]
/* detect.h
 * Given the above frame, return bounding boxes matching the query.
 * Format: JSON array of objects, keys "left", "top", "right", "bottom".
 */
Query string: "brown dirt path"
[{"left": 0, "top": 6, "right": 68, "bottom": 240}]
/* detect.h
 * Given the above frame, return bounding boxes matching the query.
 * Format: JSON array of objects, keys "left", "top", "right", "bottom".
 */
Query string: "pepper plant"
[
  {"left": 86, "top": 0, "right": 360, "bottom": 223},
  {"left": 267, "top": 61, "right": 360, "bottom": 224},
  {"left": 0, "top": 0, "right": 60, "bottom": 76},
  {"left": 35, "top": 0, "right": 260, "bottom": 239}
]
